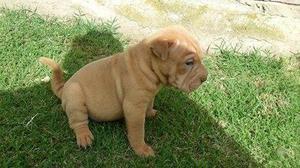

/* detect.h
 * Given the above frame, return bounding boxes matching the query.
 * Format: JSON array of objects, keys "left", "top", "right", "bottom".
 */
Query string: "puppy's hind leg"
[{"left": 63, "top": 83, "right": 94, "bottom": 149}]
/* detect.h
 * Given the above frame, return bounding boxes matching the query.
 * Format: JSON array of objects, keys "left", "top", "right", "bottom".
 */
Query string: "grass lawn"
[{"left": 0, "top": 9, "right": 299, "bottom": 167}]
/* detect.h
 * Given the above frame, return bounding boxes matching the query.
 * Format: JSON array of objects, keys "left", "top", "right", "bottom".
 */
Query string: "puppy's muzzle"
[{"left": 188, "top": 66, "right": 208, "bottom": 92}]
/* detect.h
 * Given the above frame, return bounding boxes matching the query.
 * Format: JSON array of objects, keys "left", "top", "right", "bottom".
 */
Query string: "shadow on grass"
[{"left": 0, "top": 29, "right": 261, "bottom": 167}]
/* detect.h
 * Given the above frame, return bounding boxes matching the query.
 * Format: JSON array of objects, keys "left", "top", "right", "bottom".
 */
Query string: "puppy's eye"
[{"left": 185, "top": 58, "right": 194, "bottom": 66}]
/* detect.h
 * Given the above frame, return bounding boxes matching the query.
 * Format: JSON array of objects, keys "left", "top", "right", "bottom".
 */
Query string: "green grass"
[{"left": 0, "top": 9, "right": 299, "bottom": 167}]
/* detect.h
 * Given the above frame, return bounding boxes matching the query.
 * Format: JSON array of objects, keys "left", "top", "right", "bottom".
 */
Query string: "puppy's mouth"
[
  {"left": 176, "top": 78, "right": 203, "bottom": 93},
  {"left": 188, "top": 81, "right": 202, "bottom": 92}
]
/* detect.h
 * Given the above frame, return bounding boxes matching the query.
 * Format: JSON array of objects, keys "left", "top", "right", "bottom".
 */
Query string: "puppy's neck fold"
[
  {"left": 151, "top": 59, "right": 168, "bottom": 85},
  {"left": 126, "top": 43, "right": 161, "bottom": 89},
  {"left": 135, "top": 41, "right": 171, "bottom": 86}
]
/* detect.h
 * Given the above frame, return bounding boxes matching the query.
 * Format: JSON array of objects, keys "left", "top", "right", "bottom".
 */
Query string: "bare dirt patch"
[{"left": 1, "top": 0, "right": 299, "bottom": 55}]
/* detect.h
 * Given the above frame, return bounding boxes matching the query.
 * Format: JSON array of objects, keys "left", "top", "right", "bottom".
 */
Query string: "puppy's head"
[{"left": 147, "top": 26, "right": 208, "bottom": 93}]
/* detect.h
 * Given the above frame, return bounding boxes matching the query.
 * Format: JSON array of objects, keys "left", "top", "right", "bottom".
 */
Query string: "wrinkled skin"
[
  {"left": 149, "top": 27, "right": 208, "bottom": 93},
  {"left": 40, "top": 25, "right": 208, "bottom": 157}
]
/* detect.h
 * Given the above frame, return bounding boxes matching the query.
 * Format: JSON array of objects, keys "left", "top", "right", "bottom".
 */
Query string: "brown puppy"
[{"left": 39, "top": 26, "right": 208, "bottom": 157}]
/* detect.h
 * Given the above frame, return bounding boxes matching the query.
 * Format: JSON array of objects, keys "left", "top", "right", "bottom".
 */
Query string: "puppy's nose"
[
  {"left": 200, "top": 67, "right": 208, "bottom": 82},
  {"left": 200, "top": 74, "right": 207, "bottom": 83}
]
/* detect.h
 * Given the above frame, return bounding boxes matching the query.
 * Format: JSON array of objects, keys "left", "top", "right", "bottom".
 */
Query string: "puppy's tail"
[{"left": 39, "top": 57, "right": 65, "bottom": 99}]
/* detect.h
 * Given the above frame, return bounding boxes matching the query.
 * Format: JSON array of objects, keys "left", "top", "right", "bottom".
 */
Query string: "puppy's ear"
[{"left": 150, "top": 38, "right": 175, "bottom": 60}]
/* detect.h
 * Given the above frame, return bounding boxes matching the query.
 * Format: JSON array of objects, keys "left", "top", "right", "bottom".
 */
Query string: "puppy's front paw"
[
  {"left": 146, "top": 109, "right": 158, "bottom": 118},
  {"left": 74, "top": 126, "right": 94, "bottom": 149},
  {"left": 134, "top": 144, "right": 155, "bottom": 157}
]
